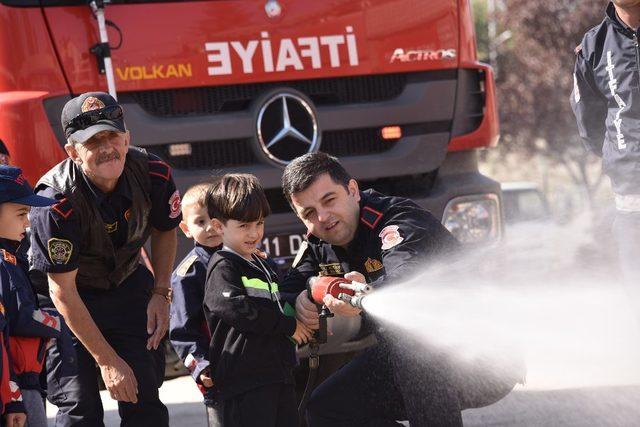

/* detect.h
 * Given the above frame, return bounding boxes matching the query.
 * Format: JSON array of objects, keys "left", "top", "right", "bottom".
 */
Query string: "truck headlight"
[{"left": 442, "top": 194, "right": 502, "bottom": 244}]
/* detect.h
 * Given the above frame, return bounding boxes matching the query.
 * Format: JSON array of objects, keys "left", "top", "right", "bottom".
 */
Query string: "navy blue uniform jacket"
[{"left": 169, "top": 243, "right": 220, "bottom": 404}]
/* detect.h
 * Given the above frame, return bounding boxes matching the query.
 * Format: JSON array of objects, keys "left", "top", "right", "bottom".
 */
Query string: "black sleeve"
[
  {"left": 372, "top": 205, "right": 460, "bottom": 288},
  {"left": 570, "top": 48, "right": 607, "bottom": 156},
  {"left": 29, "top": 188, "right": 81, "bottom": 274},
  {"left": 204, "top": 260, "right": 296, "bottom": 337},
  {"left": 148, "top": 153, "right": 182, "bottom": 230},
  {"left": 169, "top": 259, "right": 210, "bottom": 382}
]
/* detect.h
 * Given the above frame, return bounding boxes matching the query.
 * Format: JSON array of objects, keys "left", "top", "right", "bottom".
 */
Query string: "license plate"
[{"left": 261, "top": 233, "right": 305, "bottom": 259}]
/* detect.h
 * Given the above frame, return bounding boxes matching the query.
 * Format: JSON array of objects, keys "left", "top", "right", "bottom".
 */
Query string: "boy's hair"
[
  {"left": 181, "top": 183, "right": 211, "bottom": 211},
  {"left": 282, "top": 152, "right": 352, "bottom": 205},
  {"left": 206, "top": 174, "right": 271, "bottom": 223}
]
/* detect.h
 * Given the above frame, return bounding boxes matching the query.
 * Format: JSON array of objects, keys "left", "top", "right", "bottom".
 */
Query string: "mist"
[{"left": 361, "top": 214, "right": 640, "bottom": 391}]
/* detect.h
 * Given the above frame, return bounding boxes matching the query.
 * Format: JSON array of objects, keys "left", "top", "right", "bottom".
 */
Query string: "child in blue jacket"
[{"left": 0, "top": 166, "right": 62, "bottom": 426}]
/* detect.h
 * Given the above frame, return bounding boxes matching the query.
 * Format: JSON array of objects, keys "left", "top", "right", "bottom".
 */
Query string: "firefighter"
[
  {"left": 570, "top": 1, "right": 640, "bottom": 310},
  {"left": 28, "top": 92, "right": 181, "bottom": 426},
  {"left": 280, "top": 153, "right": 508, "bottom": 426}
]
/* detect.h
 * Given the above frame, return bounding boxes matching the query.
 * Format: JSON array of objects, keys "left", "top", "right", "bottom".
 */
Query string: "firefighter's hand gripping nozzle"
[{"left": 307, "top": 276, "right": 372, "bottom": 315}]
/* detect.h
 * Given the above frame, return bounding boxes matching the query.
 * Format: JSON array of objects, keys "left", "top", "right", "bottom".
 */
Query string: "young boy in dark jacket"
[
  {"left": 0, "top": 166, "right": 62, "bottom": 426},
  {"left": 169, "top": 183, "right": 222, "bottom": 424},
  {"left": 203, "top": 174, "right": 312, "bottom": 427}
]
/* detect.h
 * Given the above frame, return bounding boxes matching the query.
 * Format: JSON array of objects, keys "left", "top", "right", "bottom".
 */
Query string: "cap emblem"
[{"left": 81, "top": 97, "right": 106, "bottom": 113}]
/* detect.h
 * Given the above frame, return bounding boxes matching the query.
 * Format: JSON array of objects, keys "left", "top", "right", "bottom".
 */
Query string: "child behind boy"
[
  {"left": 169, "top": 183, "right": 222, "bottom": 424},
  {"left": 203, "top": 174, "right": 312, "bottom": 427},
  {"left": 0, "top": 166, "right": 62, "bottom": 427}
]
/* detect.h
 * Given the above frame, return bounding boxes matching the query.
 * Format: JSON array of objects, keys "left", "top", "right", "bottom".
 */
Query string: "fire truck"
[{"left": 0, "top": 0, "right": 501, "bottom": 369}]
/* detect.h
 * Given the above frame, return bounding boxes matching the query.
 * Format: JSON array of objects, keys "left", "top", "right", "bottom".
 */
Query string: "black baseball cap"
[
  {"left": 0, "top": 166, "right": 56, "bottom": 207},
  {"left": 61, "top": 92, "right": 126, "bottom": 144}
]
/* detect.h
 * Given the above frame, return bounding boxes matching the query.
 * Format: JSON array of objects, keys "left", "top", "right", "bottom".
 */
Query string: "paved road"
[{"left": 46, "top": 377, "right": 640, "bottom": 426}]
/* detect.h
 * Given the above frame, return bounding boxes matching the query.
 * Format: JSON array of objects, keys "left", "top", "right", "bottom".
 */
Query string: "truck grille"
[
  {"left": 147, "top": 128, "right": 399, "bottom": 169},
  {"left": 128, "top": 73, "right": 409, "bottom": 117}
]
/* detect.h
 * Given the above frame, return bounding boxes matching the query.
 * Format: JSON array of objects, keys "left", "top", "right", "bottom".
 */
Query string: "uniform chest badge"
[
  {"left": 169, "top": 190, "right": 181, "bottom": 219},
  {"left": 379, "top": 225, "right": 404, "bottom": 250},
  {"left": 319, "top": 263, "right": 344, "bottom": 276},
  {"left": 47, "top": 238, "right": 73, "bottom": 265},
  {"left": 105, "top": 221, "right": 118, "bottom": 234},
  {"left": 364, "top": 257, "right": 384, "bottom": 273},
  {"left": 176, "top": 255, "right": 198, "bottom": 277},
  {"left": 1, "top": 249, "right": 16, "bottom": 265}
]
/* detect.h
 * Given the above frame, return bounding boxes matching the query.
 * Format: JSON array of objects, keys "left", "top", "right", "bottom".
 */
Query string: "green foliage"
[
  {"left": 495, "top": 0, "right": 607, "bottom": 156},
  {"left": 472, "top": 0, "right": 489, "bottom": 61}
]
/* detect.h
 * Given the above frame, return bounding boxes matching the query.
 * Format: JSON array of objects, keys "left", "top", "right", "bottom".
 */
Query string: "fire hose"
[{"left": 297, "top": 277, "right": 372, "bottom": 424}]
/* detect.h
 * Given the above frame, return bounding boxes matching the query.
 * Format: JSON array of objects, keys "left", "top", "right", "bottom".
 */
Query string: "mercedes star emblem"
[
  {"left": 256, "top": 91, "right": 320, "bottom": 166},
  {"left": 265, "top": 0, "right": 282, "bottom": 18}
]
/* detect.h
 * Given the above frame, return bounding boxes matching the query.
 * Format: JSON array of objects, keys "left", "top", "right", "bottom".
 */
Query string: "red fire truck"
[{"left": 0, "top": 0, "right": 501, "bottom": 367}]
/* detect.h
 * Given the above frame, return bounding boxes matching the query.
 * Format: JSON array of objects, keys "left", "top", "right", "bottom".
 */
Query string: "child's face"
[
  {"left": 179, "top": 203, "right": 221, "bottom": 248},
  {"left": 0, "top": 202, "right": 31, "bottom": 242},
  {"left": 214, "top": 218, "right": 265, "bottom": 259}
]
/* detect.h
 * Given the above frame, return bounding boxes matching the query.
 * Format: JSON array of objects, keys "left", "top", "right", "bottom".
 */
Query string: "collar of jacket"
[
  {"left": 0, "top": 238, "right": 20, "bottom": 255},
  {"left": 195, "top": 242, "right": 222, "bottom": 256},
  {"left": 606, "top": 2, "right": 637, "bottom": 38},
  {"left": 81, "top": 166, "right": 132, "bottom": 206}
]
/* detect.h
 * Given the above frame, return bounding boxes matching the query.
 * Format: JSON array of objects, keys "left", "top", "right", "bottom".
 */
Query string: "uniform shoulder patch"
[
  {"left": 169, "top": 190, "right": 181, "bottom": 219},
  {"left": 47, "top": 238, "right": 73, "bottom": 265},
  {"left": 51, "top": 198, "right": 73, "bottom": 219},
  {"left": 360, "top": 206, "right": 383, "bottom": 229},
  {"left": 379, "top": 225, "right": 404, "bottom": 250},
  {"left": 148, "top": 159, "right": 171, "bottom": 181},
  {"left": 1, "top": 249, "right": 16, "bottom": 265},
  {"left": 177, "top": 254, "right": 198, "bottom": 277}
]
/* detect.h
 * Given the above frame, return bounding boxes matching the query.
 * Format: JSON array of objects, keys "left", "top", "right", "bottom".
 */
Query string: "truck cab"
[{"left": 0, "top": 0, "right": 502, "bottom": 360}]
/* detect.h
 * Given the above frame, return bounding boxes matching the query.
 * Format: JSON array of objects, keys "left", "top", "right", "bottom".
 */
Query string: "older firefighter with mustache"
[{"left": 28, "top": 92, "right": 181, "bottom": 426}]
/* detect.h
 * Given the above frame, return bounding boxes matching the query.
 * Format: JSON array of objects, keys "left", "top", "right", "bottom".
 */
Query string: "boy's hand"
[
  {"left": 295, "top": 290, "right": 319, "bottom": 330},
  {"left": 291, "top": 319, "right": 314, "bottom": 345},
  {"left": 5, "top": 412, "right": 26, "bottom": 427},
  {"left": 199, "top": 368, "right": 214, "bottom": 388}
]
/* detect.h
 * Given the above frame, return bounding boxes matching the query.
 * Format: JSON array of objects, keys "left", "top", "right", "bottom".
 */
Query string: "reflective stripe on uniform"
[{"left": 241, "top": 276, "right": 280, "bottom": 300}]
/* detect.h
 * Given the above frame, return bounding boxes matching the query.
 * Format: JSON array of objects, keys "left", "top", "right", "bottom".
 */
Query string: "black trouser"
[
  {"left": 45, "top": 266, "right": 169, "bottom": 427},
  {"left": 306, "top": 340, "right": 464, "bottom": 427},
  {"left": 222, "top": 383, "right": 297, "bottom": 427}
]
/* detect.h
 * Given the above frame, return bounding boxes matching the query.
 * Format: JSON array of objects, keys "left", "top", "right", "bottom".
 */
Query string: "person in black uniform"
[
  {"left": 279, "top": 153, "right": 518, "bottom": 426},
  {"left": 28, "top": 92, "right": 181, "bottom": 426},
  {"left": 571, "top": 1, "right": 640, "bottom": 313},
  {"left": 203, "top": 174, "right": 313, "bottom": 427}
]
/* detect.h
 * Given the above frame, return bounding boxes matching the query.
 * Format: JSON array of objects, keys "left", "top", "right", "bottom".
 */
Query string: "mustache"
[{"left": 96, "top": 151, "right": 121, "bottom": 165}]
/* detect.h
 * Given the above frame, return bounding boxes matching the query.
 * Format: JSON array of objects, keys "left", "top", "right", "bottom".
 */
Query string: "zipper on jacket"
[{"left": 634, "top": 33, "right": 640, "bottom": 88}]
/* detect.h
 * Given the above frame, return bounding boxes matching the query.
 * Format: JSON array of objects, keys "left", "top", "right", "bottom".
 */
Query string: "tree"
[{"left": 489, "top": 0, "right": 608, "bottom": 207}]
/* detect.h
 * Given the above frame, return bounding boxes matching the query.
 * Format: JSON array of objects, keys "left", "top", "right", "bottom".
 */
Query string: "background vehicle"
[
  {"left": 0, "top": 0, "right": 501, "bottom": 370},
  {"left": 501, "top": 181, "right": 551, "bottom": 225}
]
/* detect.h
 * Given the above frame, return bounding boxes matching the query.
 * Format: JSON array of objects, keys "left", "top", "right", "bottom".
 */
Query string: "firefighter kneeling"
[{"left": 279, "top": 153, "right": 522, "bottom": 427}]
